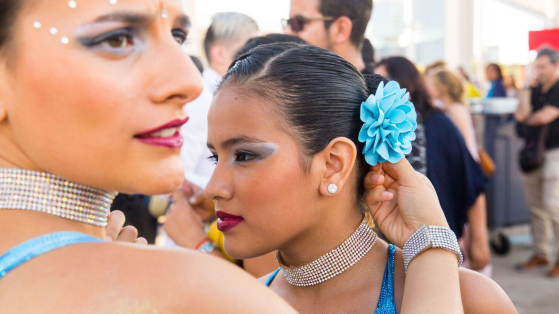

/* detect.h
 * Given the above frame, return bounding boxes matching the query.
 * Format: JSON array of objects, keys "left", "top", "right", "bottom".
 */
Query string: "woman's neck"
[
  {"left": 440, "top": 95, "right": 455, "bottom": 108},
  {"left": 278, "top": 206, "right": 363, "bottom": 267},
  {"left": 0, "top": 210, "right": 105, "bottom": 252}
]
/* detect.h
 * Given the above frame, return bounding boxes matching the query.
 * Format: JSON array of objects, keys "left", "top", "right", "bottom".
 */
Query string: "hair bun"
[{"left": 363, "top": 74, "right": 389, "bottom": 96}]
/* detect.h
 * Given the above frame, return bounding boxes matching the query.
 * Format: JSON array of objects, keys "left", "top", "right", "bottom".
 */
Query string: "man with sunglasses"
[{"left": 283, "top": 0, "right": 374, "bottom": 74}]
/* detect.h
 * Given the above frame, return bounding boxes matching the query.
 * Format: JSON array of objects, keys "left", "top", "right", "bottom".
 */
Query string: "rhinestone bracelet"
[{"left": 403, "top": 225, "right": 463, "bottom": 274}]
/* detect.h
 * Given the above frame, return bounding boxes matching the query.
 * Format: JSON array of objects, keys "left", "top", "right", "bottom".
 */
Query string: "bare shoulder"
[
  {"left": 258, "top": 269, "right": 279, "bottom": 285},
  {"left": 0, "top": 242, "right": 295, "bottom": 314},
  {"left": 98, "top": 243, "right": 297, "bottom": 313},
  {"left": 459, "top": 268, "right": 518, "bottom": 314},
  {"left": 391, "top": 250, "right": 516, "bottom": 314}
]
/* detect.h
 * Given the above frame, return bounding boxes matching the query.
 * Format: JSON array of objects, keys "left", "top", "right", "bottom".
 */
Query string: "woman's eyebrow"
[
  {"left": 89, "top": 11, "right": 156, "bottom": 25},
  {"left": 175, "top": 14, "right": 191, "bottom": 28},
  {"left": 207, "top": 136, "right": 265, "bottom": 150}
]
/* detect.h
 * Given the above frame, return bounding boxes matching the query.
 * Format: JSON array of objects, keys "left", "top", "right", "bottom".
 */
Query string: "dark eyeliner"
[
  {"left": 172, "top": 29, "right": 188, "bottom": 44},
  {"left": 78, "top": 28, "right": 132, "bottom": 47}
]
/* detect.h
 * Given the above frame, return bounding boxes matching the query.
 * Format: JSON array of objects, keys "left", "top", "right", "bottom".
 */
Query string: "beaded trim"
[
  {"left": 403, "top": 225, "right": 463, "bottom": 274},
  {"left": 0, "top": 168, "right": 117, "bottom": 227},
  {"left": 277, "top": 217, "right": 378, "bottom": 287}
]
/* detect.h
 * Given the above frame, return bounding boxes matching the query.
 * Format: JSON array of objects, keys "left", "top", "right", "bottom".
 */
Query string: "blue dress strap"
[
  {"left": 375, "top": 244, "right": 397, "bottom": 313},
  {"left": 0, "top": 232, "right": 103, "bottom": 279},
  {"left": 265, "top": 268, "right": 281, "bottom": 286}
]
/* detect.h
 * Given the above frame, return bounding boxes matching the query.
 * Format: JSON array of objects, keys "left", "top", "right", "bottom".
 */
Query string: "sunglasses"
[{"left": 281, "top": 15, "right": 337, "bottom": 33}]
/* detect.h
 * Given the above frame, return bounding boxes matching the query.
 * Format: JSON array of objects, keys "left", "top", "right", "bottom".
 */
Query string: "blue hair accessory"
[{"left": 358, "top": 81, "right": 417, "bottom": 166}]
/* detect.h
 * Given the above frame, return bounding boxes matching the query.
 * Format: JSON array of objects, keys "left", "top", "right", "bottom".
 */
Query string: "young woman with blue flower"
[{"left": 204, "top": 43, "right": 516, "bottom": 314}]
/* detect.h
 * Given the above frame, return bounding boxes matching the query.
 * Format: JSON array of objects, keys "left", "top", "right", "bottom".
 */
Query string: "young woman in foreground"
[
  {"left": 0, "top": 1, "right": 295, "bottom": 312},
  {"left": 205, "top": 43, "right": 516, "bottom": 313}
]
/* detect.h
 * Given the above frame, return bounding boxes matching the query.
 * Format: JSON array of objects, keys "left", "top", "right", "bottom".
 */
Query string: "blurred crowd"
[{"left": 110, "top": 0, "right": 559, "bottom": 280}]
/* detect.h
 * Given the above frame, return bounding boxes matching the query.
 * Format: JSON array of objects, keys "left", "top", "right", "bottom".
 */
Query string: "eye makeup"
[
  {"left": 207, "top": 142, "right": 278, "bottom": 165},
  {"left": 230, "top": 143, "right": 278, "bottom": 162}
]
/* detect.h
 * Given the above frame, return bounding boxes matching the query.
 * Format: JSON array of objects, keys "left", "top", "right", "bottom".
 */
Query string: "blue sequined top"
[
  {"left": 266, "top": 244, "right": 397, "bottom": 313},
  {"left": 0, "top": 232, "right": 103, "bottom": 279}
]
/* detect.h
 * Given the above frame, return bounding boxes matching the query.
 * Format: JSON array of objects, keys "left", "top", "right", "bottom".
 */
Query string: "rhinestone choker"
[
  {"left": 0, "top": 168, "right": 117, "bottom": 227},
  {"left": 277, "top": 216, "right": 378, "bottom": 287}
]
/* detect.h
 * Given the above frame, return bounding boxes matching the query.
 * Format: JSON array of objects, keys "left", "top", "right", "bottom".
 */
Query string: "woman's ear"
[{"left": 318, "top": 137, "right": 357, "bottom": 196}]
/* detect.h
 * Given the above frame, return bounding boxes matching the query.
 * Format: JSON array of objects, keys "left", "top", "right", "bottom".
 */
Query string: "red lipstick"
[
  {"left": 135, "top": 117, "right": 189, "bottom": 148},
  {"left": 216, "top": 211, "right": 244, "bottom": 232}
]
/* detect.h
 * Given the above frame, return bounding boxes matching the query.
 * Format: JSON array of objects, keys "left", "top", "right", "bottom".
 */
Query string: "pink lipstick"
[
  {"left": 135, "top": 117, "right": 189, "bottom": 148},
  {"left": 216, "top": 211, "right": 244, "bottom": 232}
]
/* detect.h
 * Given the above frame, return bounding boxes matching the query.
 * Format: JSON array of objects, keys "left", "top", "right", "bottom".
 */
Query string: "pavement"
[{"left": 491, "top": 225, "right": 559, "bottom": 314}]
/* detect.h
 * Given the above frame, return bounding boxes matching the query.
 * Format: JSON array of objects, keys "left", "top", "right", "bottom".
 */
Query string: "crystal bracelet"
[{"left": 403, "top": 225, "right": 463, "bottom": 274}]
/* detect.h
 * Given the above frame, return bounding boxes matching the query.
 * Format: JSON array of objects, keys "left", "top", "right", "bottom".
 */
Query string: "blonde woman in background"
[{"left": 425, "top": 70, "right": 493, "bottom": 276}]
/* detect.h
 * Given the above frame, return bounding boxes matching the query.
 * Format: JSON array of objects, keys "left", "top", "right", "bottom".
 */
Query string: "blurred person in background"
[
  {"left": 425, "top": 70, "right": 480, "bottom": 160},
  {"left": 457, "top": 66, "right": 482, "bottom": 98},
  {"left": 283, "top": 0, "right": 374, "bottom": 74},
  {"left": 515, "top": 48, "right": 559, "bottom": 277},
  {"left": 486, "top": 63, "right": 507, "bottom": 98},
  {"left": 376, "top": 57, "right": 490, "bottom": 272},
  {"left": 425, "top": 69, "right": 492, "bottom": 275},
  {"left": 424, "top": 60, "right": 447, "bottom": 77},
  {"left": 203, "top": 12, "right": 259, "bottom": 93},
  {"left": 504, "top": 74, "right": 519, "bottom": 98}
]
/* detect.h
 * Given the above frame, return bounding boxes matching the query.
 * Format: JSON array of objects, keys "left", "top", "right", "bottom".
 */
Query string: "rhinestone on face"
[
  {"left": 277, "top": 217, "right": 378, "bottom": 287},
  {"left": 327, "top": 184, "right": 338, "bottom": 194},
  {"left": 49, "top": 27, "right": 58, "bottom": 35},
  {"left": 60, "top": 37, "right": 70, "bottom": 45},
  {"left": 0, "top": 168, "right": 117, "bottom": 227},
  {"left": 161, "top": 11, "right": 168, "bottom": 19},
  {"left": 109, "top": 0, "right": 117, "bottom": 4},
  {"left": 33, "top": 21, "right": 42, "bottom": 29},
  {"left": 68, "top": 0, "right": 77, "bottom": 8}
]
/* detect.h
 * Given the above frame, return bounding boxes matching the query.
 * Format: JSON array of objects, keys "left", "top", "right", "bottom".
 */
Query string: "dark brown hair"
[
  {"left": 319, "top": 0, "right": 373, "bottom": 47},
  {"left": 0, "top": 0, "right": 22, "bottom": 53},
  {"left": 220, "top": 43, "right": 387, "bottom": 197}
]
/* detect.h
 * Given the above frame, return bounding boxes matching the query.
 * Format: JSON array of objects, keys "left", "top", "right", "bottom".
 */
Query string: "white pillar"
[{"left": 444, "top": 0, "right": 475, "bottom": 70}]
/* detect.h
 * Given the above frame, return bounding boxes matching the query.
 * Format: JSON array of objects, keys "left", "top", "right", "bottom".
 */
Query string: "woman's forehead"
[{"left": 24, "top": 0, "right": 185, "bottom": 21}]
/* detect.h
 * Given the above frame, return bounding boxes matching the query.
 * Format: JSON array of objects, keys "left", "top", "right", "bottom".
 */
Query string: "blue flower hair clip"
[{"left": 358, "top": 81, "right": 417, "bottom": 166}]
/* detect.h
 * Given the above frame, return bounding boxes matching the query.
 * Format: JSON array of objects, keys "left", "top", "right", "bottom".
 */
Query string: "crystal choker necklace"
[
  {"left": 277, "top": 216, "right": 378, "bottom": 287},
  {"left": 0, "top": 168, "right": 117, "bottom": 227}
]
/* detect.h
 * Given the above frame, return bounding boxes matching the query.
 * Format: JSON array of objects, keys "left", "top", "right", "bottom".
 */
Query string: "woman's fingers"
[
  {"left": 364, "top": 172, "right": 385, "bottom": 190},
  {"left": 134, "top": 237, "right": 148, "bottom": 245},
  {"left": 382, "top": 158, "right": 420, "bottom": 187},
  {"left": 116, "top": 225, "right": 139, "bottom": 243},
  {"left": 105, "top": 210, "right": 126, "bottom": 242}
]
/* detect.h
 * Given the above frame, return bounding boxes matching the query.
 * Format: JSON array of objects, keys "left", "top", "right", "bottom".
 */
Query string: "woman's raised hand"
[{"left": 364, "top": 158, "right": 448, "bottom": 248}]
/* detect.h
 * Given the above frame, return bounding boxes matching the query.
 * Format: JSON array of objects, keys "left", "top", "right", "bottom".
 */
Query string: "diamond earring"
[{"left": 327, "top": 184, "right": 338, "bottom": 194}]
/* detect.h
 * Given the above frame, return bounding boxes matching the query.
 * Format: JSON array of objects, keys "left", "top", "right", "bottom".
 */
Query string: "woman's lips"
[
  {"left": 134, "top": 117, "right": 188, "bottom": 148},
  {"left": 216, "top": 211, "right": 244, "bottom": 232}
]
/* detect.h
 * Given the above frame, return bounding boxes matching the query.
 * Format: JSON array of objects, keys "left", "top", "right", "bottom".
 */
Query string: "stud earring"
[{"left": 327, "top": 184, "right": 338, "bottom": 194}]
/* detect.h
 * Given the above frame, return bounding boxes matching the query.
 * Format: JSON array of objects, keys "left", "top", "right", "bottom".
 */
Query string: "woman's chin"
[
  {"left": 115, "top": 164, "right": 185, "bottom": 195},
  {"left": 223, "top": 242, "right": 275, "bottom": 260}
]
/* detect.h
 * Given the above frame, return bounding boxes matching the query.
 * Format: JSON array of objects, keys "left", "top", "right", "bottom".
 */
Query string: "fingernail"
[
  {"left": 188, "top": 196, "right": 197, "bottom": 204},
  {"left": 105, "top": 236, "right": 112, "bottom": 242},
  {"left": 383, "top": 192, "right": 393, "bottom": 199},
  {"left": 372, "top": 174, "right": 382, "bottom": 182}
]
